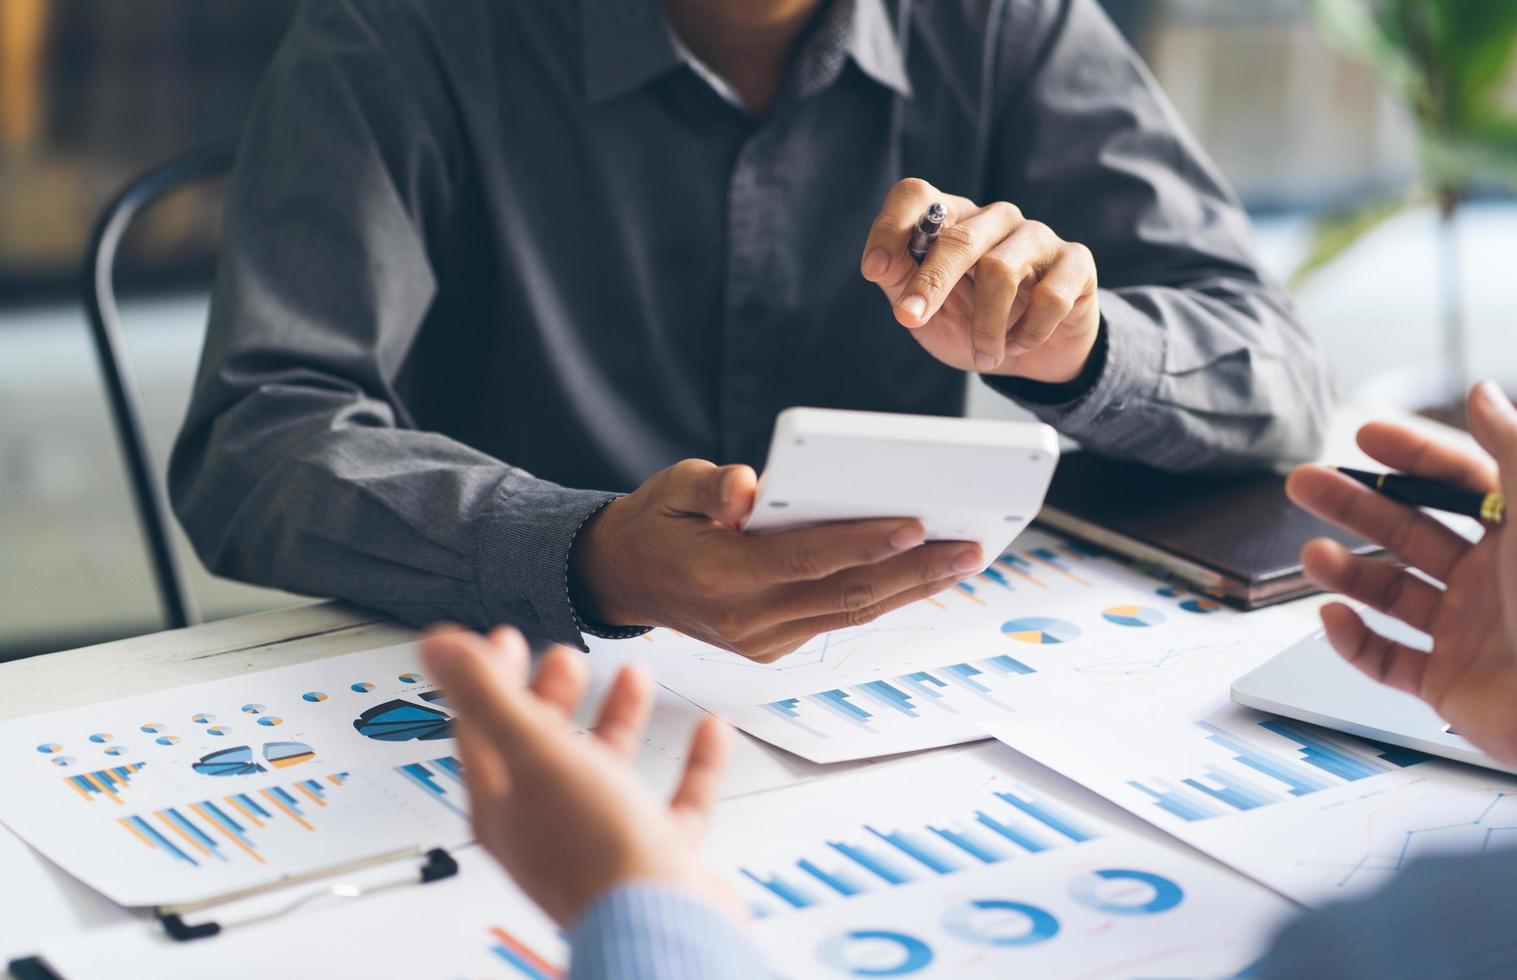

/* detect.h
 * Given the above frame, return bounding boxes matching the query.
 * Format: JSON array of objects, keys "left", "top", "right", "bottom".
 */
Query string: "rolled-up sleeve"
[
  {"left": 168, "top": 0, "right": 609, "bottom": 645},
  {"left": 983, "top": 0, "right": 1332, "bottom": 472}
]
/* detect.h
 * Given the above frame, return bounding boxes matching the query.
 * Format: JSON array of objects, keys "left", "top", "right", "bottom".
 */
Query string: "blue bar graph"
[
  {"left": 798, "top": 859, "right": 869, "bottom": 897},
  {"left": 995, "top": 790, "right": 1094, "bottom": 842},
  {"left": 736, "top": 781, "right": 1099, "bottom": 914},
  {"left": 857, "top": 680, "right": 920, "bottom": 717},
  {"left": 1128, "top": 778, "right": 1227, "bottom": 822},
  {"left": 978, "top": 566, "right": 1013, "bottom": 590},
  {"left": 867, "top": 826, "right": 964, "bottom": 874},
  {"left": 394, "top": 755, "right": 469, "bottom": 819},
  {"left": 974, "top": 809, "right": 1050, "bottom": 853},
  {"left": 762, "top": 652, "right": 1038, "bottom": 739},
  {"left": 1133, "top": 718, "right": 1430, "bottom": 823},
  {"left": 928, "top": 824, "right": 1009, "bottom": 864},
  {"left": 812, "top": 690, "right": 876, "bottom": 731},
  {"left": 828, "top": 840, "right": 915, "bottom": 884},
  {"left": 741, "top": 869, "right": 818, "bottom": 909}
]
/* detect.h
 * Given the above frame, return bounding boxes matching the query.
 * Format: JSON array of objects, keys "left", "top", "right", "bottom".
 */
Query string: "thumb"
[
  {"left": 1467, "top": 382, "right": 1517, "bottom": 490},
  {"left": 663, "top": 460, "right": 756, "bottom": 525}
]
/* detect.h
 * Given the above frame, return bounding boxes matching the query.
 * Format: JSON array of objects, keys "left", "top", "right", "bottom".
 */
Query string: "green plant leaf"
[{"left": 1289, "top": 194, "right": 1422, "bottom": 290}]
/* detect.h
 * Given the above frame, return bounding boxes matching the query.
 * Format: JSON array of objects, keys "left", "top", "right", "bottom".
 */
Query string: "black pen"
[
  {"left": 1334, "top": 466, "right": 1505, "bottom": 524},
  {"left": 908, "top": 202, "right": 945, "bottom": 263}
]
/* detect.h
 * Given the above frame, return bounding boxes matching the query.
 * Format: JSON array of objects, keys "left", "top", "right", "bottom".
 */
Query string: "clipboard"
[{"left": 7, "top": 845, "right": 458, "bottom": 978}]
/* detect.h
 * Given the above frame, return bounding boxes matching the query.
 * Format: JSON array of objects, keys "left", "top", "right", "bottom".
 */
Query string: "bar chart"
[
  {"left": 117, "top": 773, "right": 351, "bottom": 868},
  {"left": 759, "top": 653, "right": 1038, "bottom": 741},
  {"left": 1128, "top": 717, "right": 1429, "bottom": 823},
  {"left": 748, "top": 834, "right": 1286, "bottom": 980},
  {"left": 733, "top": 774, "right": 1098, "bottom": 915},
  {"left": 486, "top": 925, "right": 563, "bottom": 979},
  {"left": 63, "top": 762, "right": 147, "bottom": 804},
  {"left": 395, "top": 755, "right": 468, "bottom": 819}
]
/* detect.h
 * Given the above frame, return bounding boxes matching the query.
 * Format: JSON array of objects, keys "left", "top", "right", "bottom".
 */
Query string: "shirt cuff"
[
  {"left": 983, "top": 289, "right": 1166, "bottom": 454},
  {"left": 475, "top": 475, "right": 620, "bottom": 650},
  {"left": 566, "top": 496, "right": 654, "bottom": 644},
  {"left": 567, "top": 881, "right": 767, "bottom": 980}
]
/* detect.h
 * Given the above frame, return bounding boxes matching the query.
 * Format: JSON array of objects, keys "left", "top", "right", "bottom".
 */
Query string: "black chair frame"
[{"left": 82, "top": 140, "right": 237, "bottom": 631}]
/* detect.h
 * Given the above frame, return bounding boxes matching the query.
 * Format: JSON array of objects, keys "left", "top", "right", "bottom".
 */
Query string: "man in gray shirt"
[{"left": 171, "top": 0, "right": 1330, "bottom": 657}]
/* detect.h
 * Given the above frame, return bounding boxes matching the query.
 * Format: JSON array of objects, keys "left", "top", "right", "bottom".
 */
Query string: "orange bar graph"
[
  {"left": 489, "top": 926, "right": 562, "bottom": 978},
  {"left": 191, "top": 803, "right": 266, "bottom": 864},
  {"left": 260, "top": 788, "right": 315, "bottom": 831},
  {"left": 155, "top": 811, "right": 212, "bottom": 858},
  {"left": 295, "top": 782, "right": 328, "bottom": 807},
  {"left": 118, "top": 816, "right": 155, "bottom": 849},
  {"left": 224, "top": 795, "right": 266, "bottom": 828}
]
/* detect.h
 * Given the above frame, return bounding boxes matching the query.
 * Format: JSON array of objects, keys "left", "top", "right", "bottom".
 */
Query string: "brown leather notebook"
[{"left": 1036, "top": 453, "right": 1381, "bottom": 609}]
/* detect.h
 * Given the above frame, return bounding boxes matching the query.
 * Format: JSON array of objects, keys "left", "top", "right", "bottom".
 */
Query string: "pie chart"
[
  {"left": 264, "top": 741, "right": 316, "bottom": 769},
  {"left": 302, "top": 691, "right": 328, "bottom": 703},
  {"left": 1180, "top": 598, "right": 1220, "bottom": 614},
  {"left": 1102, "top": 605, "right": 1165, "bottom": 628},
  {"left": 1001, "top": 617, "right": 1081, "bottom": 645}
]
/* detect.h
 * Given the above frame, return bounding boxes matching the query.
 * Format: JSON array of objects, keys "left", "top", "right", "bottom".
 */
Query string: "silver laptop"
[{"left": 1232, "top": 609, "right": 1517, "bottom": 776}]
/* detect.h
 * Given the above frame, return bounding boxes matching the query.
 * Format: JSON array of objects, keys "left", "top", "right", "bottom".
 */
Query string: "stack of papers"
[{"left": 5, "top": 529, "right": 1515, "bottom": 978}]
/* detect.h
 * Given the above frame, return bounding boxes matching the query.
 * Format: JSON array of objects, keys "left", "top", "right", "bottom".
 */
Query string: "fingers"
[
  {"left": 591, "top": 664, "right": 655, "bottom": 761},
  {"left": 1006, "top": 241, "right": 1096, "bottom": 356},
  {"left": 896, "top": 201, "right": 1022, "bottom": 339},
  {"left": 668, "top": 715, "right": 730, "bottom": 838},
  {"left": 522, "top": 641, "right": 590, "bottom": 720},
  {"left": 1319, "top": 602, "right": 1429, "bottom": 697},
  {"left": 859, "top": 178, "right": 974, "bottom": 293},
  {"left": 1356, "top": 421, "right": 1498, "bottom": 493},
  {"left": 1300, "top": 538, "right": 1442, "bottom": 633},
  {"left": 770, "top": 540, "right": 982, "bottom": 620},
  {"left": 420, "top": 626, "right": 542, "bottom": 765},
  {"left": 1286, "top": 464, "right": 1473, "bottom": 580},
  {"left": 739, "top": 518, "right": 927, "bottom": 584},
  {"left": 453, "top": 717, "right": 509, "bottom": 803},
  {"left": 1467, "top": 381, "right": 1517, "bottom": 483},
  {"left": 663, "top": 460, "right": 758, "bottom": 525},
  {"left": 740, "top": 574, "right": 963, "bottom": 662}
]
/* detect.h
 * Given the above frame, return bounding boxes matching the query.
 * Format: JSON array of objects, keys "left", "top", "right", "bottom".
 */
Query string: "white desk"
[
  {"left": 6, "top": 399, "right": 1457, "bottom": 973},
  {"left": 1, "top": 596, "right": 1314, "bottom": 974}
]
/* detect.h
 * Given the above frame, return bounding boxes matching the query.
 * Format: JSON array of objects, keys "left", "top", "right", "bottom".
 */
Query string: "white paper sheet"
[
  {"left": 0, "top": 639, "right": 828, "bottom": 909},
  {"left": 0, "top": 643, "right": 471, "bottom": 906},
  {"left": 980, "top": 693, "right": 1517, "bottom": 907},
  {"left": 599, "top": 529, "right": 1310, "bottom": 763},
  {"left": 34, "top": 844, "right": 565, "bottom": 980},
  {"left": 704, "top": 741, "right": 1294, "bottom": 978}
]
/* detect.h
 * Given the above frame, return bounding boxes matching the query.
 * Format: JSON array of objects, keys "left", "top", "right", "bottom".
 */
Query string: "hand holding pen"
[
  {"left": 858, "top": 177, "right": 1102, "bottom": 384},
  {"left": 1285, "top": 382, "right": 1517, "bottom": 768}
]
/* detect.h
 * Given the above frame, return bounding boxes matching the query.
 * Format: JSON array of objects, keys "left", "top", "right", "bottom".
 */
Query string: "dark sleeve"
[
  {"left": 168, "top": 0, "right": 614, "bottom": 646},
  {"left": 981, "top": 0, "right": 1332, "bottom": 472},
  {"left": 1255, "top": 849, "right": 1517, "bottom": 979}
]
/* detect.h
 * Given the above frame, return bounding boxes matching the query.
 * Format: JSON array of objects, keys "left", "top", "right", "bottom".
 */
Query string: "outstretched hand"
[
  {"left": 1287, "top": 382, "right": 1517, "bottom": 766},
  {"left": 420, "top": 626, "right": 745, "bottom": 926}
]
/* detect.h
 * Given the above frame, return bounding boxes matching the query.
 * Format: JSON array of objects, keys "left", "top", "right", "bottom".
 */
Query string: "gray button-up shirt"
[{"left": 170, "top": 0, "right": 1331, "bottom": 647}]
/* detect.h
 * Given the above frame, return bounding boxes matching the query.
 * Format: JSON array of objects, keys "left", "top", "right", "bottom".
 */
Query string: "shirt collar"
[
  {"left": 582, "top": 0, "right": 912, "bottom": 105},
  {"left": 581, "top": 0, "right": 684, "bottom": 104},
  {"left": 842, "top": 0, "right": 913, "bottom": 98}
]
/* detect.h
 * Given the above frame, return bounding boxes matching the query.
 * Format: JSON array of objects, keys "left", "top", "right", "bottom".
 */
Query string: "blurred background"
[{"left": 1, "top": 0, "right": 1515, "bottom": 660}]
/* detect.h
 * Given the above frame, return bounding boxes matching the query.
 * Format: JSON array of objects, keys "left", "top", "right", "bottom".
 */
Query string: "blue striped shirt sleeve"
[{"left": 567, "top": 881, "right": 769, "bottom": 980}]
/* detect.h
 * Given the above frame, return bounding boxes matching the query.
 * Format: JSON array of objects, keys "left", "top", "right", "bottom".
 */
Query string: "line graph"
[{"left": 1300, "top": 789, "right": 1517, "bottom": 889}]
